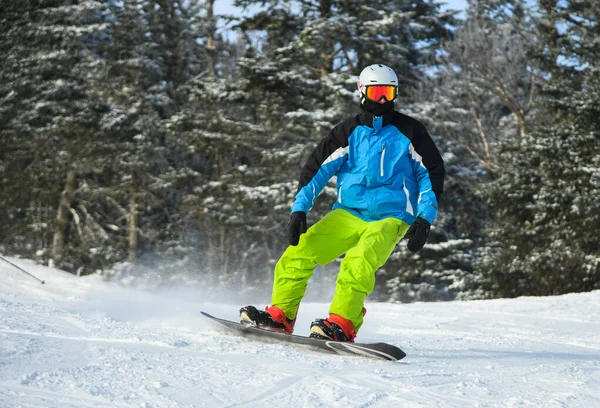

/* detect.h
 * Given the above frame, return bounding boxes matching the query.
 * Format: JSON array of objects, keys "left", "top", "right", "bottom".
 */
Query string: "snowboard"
[{"left": 201, "top": 311, "right": 406, "bottom": 361}]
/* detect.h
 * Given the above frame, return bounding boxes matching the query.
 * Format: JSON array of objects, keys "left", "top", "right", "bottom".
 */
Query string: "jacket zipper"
[
  {"left": 337, "top": 182, "right": 343, "bottom": 203},
  {"left": 380, "top": 145, "right": 386, "bottom": 178}
]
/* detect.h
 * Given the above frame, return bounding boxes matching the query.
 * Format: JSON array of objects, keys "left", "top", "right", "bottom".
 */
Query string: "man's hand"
[
  {"left": 287, "top": 211, "right": 307, "bottom": 246},
  {"left": 405, "top": 217, "right": 431, "bottom": 252}
]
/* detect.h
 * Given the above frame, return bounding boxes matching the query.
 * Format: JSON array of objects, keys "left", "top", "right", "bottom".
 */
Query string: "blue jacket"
[{"left": 291, "top": 110, "right": 445, "bottom": 225}]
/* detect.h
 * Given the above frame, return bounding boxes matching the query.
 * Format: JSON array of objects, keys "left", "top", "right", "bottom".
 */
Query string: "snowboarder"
[{"left": 240, "top": 64, "right": 445, "bottom": 342}]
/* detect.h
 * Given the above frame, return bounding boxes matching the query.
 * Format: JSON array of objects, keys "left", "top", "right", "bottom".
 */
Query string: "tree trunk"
[
  {"left": 51, "top": 169, "right": 77, "bottom": 265},
  {"left": 515, "top": 111, "right": 526, "bottom": 149},
  {"left": 205, "top": 0, "right": 216, "bottom": 76},
  {"left": 220, "top": 223, "right": 227, "bottom": 275},
  {"left": 206, "top": 217, "right": 217, "bottom": 286},
  {"left": 319, "top": 0, "right": 334, "bottom": 76},
  {"left": 128, "top": 173, "right": 139, "bottom": 262}
]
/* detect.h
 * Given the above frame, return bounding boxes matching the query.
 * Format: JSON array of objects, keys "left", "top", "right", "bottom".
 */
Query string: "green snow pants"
[{"left": 271, "top": 208, "right": 410, "bottom": 332}]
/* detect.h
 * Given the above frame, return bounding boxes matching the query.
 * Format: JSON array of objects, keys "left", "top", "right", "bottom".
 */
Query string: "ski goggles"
[{"left": 364, "top": 85, "right": 397, "bottom": 102}]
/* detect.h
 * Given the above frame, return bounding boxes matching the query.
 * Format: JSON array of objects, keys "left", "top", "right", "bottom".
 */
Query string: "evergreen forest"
[{"left": 1, "top": 0, "right": 598, "bottom": 302}]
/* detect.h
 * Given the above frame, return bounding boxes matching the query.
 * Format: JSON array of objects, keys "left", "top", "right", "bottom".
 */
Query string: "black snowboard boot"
[
  {"left": 239, "top": 305, "right": 295, "bottom": 334},
  {"left": 309, "top": 314, "right": 356, "bottom": 343}
]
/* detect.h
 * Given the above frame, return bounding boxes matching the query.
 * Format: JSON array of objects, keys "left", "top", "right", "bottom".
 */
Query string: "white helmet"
[{"left": 357, "top": 64, "right": 398, "bottom": 103}]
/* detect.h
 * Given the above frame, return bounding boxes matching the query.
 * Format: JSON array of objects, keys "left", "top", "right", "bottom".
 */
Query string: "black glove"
[
  {"left": 287, "top": 211, "right": 307, "bottom": 246},
  {"left": 405, "top": 217, "right": 431, "bottom": 252}
]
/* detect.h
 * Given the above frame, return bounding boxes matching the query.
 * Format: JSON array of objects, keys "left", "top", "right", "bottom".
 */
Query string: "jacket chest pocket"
[
  {"left": 378, "top": 144, "right": 404, "bottom": 183},
  {"left": 378, "top": 141, "right": 414, "bottom": 185}
]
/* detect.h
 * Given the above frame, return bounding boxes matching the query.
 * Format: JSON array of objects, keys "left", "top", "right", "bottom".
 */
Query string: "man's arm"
[
  {"left": 412, "top": 122, "right": 445, "bottom": 203},
  {"left": 409, "top": 123, "right": 445, "bottom": 223},
  {"left": 292, "top": 120, "right": 355, "bottom": 213}
]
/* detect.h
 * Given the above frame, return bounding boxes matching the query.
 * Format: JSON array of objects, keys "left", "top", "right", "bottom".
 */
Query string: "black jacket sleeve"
[
  {"left": 413, "top": 121, "right": 445, "bottom": 202},
  {"left": 392, "top": 113, "right": 445, "bottom": 202},
  {"left": 297, "top": 117, "right": 357, "bottom": 192}
]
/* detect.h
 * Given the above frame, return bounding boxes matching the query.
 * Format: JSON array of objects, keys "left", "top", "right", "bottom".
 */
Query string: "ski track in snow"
[{"left": 0, "top": 258, "right": 599, "bottom": 407}]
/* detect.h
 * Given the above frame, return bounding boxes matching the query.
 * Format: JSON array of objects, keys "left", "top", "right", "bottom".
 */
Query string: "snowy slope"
[{"left": 1, "top": 258, "right": 599, "bottom": 408}]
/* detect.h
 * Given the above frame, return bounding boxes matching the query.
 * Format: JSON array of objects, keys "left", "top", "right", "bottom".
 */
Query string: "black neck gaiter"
[{"left": 361, "top": 99, "right": 395, "bottom": 117}]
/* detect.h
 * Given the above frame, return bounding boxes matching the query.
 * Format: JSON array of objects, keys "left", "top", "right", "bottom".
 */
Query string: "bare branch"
[{"left": 467, "top": 86, "right": 492, "bottom": 165}]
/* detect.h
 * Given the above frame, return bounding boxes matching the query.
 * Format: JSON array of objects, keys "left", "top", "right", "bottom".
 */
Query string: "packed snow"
[{"left": 1, "top": 257, "right": 599, "bottom": 407}]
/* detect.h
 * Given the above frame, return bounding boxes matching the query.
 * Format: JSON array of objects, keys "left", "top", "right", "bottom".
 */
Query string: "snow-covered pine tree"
[
  {"left": 92, "top": 0, "right": 211, "bottom": 277},
  {"left": 0, "top": 0, "right": 219, "bottom": 275},
  {"left": 156, "top": 1, "right": 265, "bottom": 287},
  {"left": 0, "top": 0, "right": 111, "bottom": 271},
  {"left": 480, "top": 0, "right": 600, "bottom": 297}
]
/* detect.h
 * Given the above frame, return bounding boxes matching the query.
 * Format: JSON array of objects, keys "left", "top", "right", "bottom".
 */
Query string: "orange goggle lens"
[{"left": 365, "top": 85, "right": 397, "bottom": 102}]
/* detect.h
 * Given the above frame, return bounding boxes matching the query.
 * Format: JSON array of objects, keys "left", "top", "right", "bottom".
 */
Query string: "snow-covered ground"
[{"left": 1, "top": 258, "right": 599, "bottom": 408}]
